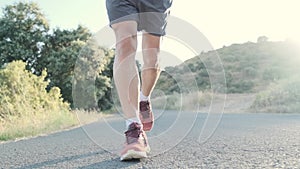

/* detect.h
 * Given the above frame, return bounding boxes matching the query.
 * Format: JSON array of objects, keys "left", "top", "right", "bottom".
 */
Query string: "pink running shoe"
[
  {"left": 120, "top": 122, "right": 150, "bottom": 161},
  {"left": 139, "top": 101, "right": 154, "bottom": 131}
]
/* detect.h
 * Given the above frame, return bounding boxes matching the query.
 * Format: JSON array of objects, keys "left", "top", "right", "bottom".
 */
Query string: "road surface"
[{"left": 1, "top": 112, "right": 300, "bottom": 169}]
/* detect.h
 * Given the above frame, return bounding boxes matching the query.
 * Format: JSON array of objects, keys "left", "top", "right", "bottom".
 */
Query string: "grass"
[
  {"left": 0, "top": 109, "right": 113, "bottom": 142},
  {"left": 74, "top": 109, "right": 113, "bottom": 125},
  {"left": 0, "top": 110, "right": 78, "bottom": 141},
  {"left": 151, "top": 91, "right": 213, "bottom": 111}
]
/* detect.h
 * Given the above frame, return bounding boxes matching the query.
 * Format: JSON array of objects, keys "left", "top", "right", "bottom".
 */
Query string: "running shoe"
[
  {"left": 120, "top": 122, "right": 150, "bottom": 161},
  {"left": 139, "top": 101, "right": 154, "bottom": 131}
]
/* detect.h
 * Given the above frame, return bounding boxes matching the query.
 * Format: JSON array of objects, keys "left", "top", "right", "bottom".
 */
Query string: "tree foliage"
[
  {"left": 41, "top": 26, "right": 92, "bottom": 105},
  {"left": 0, "top": 2, "right": 49, "bottom": 72},
  {"left": 73, "top": 40, "right": 114, "bottom": 110},
  {"left": 0, "top": 2, "right": 115, "bottom": 110}
]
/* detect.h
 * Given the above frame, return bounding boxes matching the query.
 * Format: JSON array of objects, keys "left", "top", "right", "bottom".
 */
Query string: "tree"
[
  {"left": 257, "top": 36, "right": 268, "bottom": 43},
  {"left": 0, "top": 2, "right": 115, "bottom": 110},
  {"left": 0, "top": 2, "right": 92, "bottom": 106},
  {"left": 0, "top": 2, "right": 49, "bottom": 72},
  {"left": 72, "top": 41, "right": 115, "bottom": 110},
  {"left": 41, "top": 26, "right": 92, "bottom": 104}
]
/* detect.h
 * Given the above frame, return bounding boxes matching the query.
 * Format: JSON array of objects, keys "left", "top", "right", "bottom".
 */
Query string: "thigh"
[{"left": 111, "top": 21, "right": 138, "bottom": 40}]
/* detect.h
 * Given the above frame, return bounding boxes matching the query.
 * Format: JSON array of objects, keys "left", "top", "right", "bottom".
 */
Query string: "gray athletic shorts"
[{"left": 106, "top": 0, "right": 173, "bottom": 36}]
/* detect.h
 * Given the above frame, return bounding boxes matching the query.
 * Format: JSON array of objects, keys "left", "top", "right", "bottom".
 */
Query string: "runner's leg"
[
  {"left": 141, "top": 33, "right": 161, "bottom": 97},
  {"left": 112, "top": 21, "right": 140, "bottom": 121}
]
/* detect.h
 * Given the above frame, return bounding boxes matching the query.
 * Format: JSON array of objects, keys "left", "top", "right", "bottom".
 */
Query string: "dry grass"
[
  {"left": 0, "top": 109, "right": 113, "bottom": 142},
  {"left": 74, "top": 109, "right": 113, "bottom": 125},
  {"left": 151, "top": 92, "right": 257, "bottom": 113},
  {"left": 0, "top": 110, "right": 78, "bottom": 141},
  {"left": 151, "top": 91, "right": 213, "bottom": 111}
]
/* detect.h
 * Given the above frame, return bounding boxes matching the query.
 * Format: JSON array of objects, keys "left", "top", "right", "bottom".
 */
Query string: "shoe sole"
[
  {"left": 120, "top": 150, "right": 147, "bottom": 161},
  {"left": 120, "top": 146, "right": 151, "bottom": 161}
]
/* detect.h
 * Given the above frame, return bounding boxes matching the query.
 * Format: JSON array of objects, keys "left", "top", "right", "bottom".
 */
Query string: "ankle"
[
  {"left": 126, "top": 117, "right": 142, "bottom": 129},
  {"left": 140, "top": 91, "right": 150, "bottom": 101}
]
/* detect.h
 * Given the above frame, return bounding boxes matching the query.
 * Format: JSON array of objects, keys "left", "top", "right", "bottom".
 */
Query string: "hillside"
[{"left": 156, "top": 39, "right": 300, "bottom": 94}]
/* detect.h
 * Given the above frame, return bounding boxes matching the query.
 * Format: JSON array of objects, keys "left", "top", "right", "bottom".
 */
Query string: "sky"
[{"left": 1, "top": 0, "right": 300, "bottom": 64}]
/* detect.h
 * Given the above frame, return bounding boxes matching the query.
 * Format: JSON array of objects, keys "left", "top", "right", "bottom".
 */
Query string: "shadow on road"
[
  {"left": 14, "top": 150, "right": 141, "bottom": 169},
  {"left": 78, "top": 158, "right": 141, "bottom": 169},
  {"left": 15, "top": 151, "right": 107, "bottom": 169}
]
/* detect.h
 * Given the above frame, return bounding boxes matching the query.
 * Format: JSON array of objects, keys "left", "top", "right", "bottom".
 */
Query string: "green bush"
[
  {"left": 251, "top": 78, "right": 300, "bottom": 113},
  {"left": 262, "top": 67, "right": 282, "bottom": 81},
  {"left": 0, "top": 61, "right": 76, "bottom": 140}
]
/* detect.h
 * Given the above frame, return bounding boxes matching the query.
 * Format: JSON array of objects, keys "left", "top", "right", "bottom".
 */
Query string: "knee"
[
  {"left": 115, "top": 35, "right": 137, "bottom": 62},
  {"left": 143, "top": 48, "right": 160, "bottom": 68},
  {"left": 112, "top": 21, "right": 138, "bottom": 63}
]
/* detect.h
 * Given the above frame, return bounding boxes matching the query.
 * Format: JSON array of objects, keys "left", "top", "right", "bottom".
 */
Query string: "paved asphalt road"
[{"left": 1, "top": 112, "right": 300, "bottom": 169}]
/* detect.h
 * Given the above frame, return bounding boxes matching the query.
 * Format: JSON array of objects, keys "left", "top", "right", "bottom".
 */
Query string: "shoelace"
[
  {"left": 125, "top": 123, "right": 142, "bottom": 144},
  {"left": 140, "top": 101, "right": 150, "bottom": 112}
]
